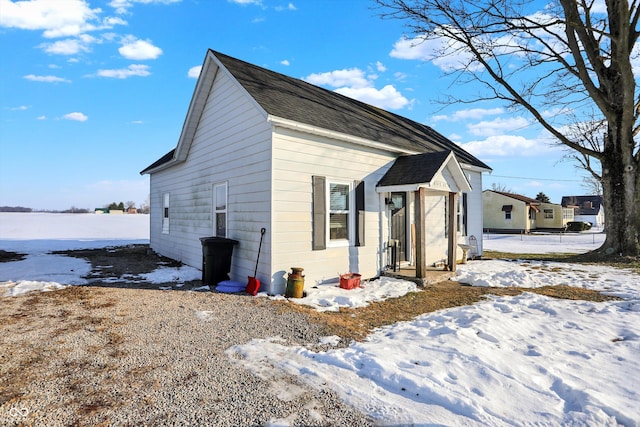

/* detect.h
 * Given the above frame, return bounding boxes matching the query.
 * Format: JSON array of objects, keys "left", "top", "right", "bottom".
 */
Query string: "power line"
[{"left": 489, "top": 174, "right": 583, "bottom": 183}]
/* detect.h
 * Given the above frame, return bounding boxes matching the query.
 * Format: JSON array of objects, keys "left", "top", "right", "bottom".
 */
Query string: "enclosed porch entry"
[{"left": 376, "top": 151, "right": 472, "bottom": 281}]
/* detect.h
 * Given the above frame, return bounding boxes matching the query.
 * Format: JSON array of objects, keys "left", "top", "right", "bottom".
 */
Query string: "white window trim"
[
  {"left": 543, "top": 208, "right": 554, "bottom": 219},
  {"left": 213, "top": 182, "right": 228, "bottom": 237},
  {"left": 162, "top": 193, "right": 170, "bottom": 234},
  {"left": 456, "top": 193, "right": 466, "bottom": 237},
  {"left": 326, "top": 179, "right": 354, "bottom": 248}
]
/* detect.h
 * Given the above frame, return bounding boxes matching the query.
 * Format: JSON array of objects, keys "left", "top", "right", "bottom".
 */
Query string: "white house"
[
  {"left": 141, "top": 50, "right": 492, "bottom": 294},
  {"left": 561, "top": 195, "right": 605, "bottom": 228}
]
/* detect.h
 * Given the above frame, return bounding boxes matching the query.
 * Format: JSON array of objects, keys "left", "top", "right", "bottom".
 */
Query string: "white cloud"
[
  {"left": 467, "top": 117, "right": 530, "bottom": 137},
  {"left": 228, "top": 0, "right": 263, "bottom": 5},
  {"left": 305, "top": 67, "right": 411, "bottom": 111},
  {"left": 305, "top": 68, "right": 371, "bottom": 89},
  {"left": 541, "top": 106, "right": 574, "bottom": 118},
  {"left": 23, "top": 74, "right": 70, "bottom": 83},
  {"left": 336, "top": 85, "right": 411, "bottom": 110},
  {"left": 187, "top": 65, "right": 202, "bottom": 78},
  {"left": 280, "top": 59, "right": 290, "bottom": 66},
  {"left": 433, "top": 107, "right": 505, "bottom": 122},
  {"left": 393, "top": 71, "right": 407, "bottom": 81},
  {"left": 103, "top": 16, "right": 127, "bottom": 26},
  {"left": 459, "top": 134, "right": 541, "bottom": 157},
  {"left": 0, "top": 0, "right": 100, "bottom": 37},
  {"left": 0, "top": 0, "right": 125, "bottom": 38},
  {"left": 39, "top": 34, "right": 97, "bottom": 55},
  {"left": 37, "top": 115, "right": 47, "bottom": 120},
  {"left": 119, "top": 36, "right": 162, "bottom": 60},
  {"left": 109, "top": 0, "right": 182, "bottom": 15},
  {"left": 375, "top": 61, "right": 386, "bottom": 72},
  {"left": 275, "top": 3, "right": 296, "bottom": 11},
  {"left": 391, "top": 34, "right": 482, "bottom": 72},
  {"left": 63, "top": 112, "right": 88, "bottom": 122},
  {"left": 96, "top": 64, "right": 151, "bottom": 78},
  {"left": 10, "top": 105, "right": 29, "bottom": 111}
]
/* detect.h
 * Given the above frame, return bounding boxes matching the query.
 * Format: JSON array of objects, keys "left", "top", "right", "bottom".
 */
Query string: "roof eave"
[
  {"left": 268, "top": 115, "right": 420, "bottom": 155},
  {"left": 140, "top": 157, "right": 182, "bottom": 175}
]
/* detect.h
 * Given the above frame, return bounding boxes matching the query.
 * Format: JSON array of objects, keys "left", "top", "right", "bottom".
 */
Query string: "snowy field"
[
  {"left": 1, "top": 213, "right": 639, "bottom": 426},
  {"left": 484, "top": 229, "right": 607, "bottom": 254}
]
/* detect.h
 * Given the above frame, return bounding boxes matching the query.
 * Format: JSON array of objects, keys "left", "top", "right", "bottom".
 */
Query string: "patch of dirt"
[
  {"left": 53, "top": 245, "right": 202, "bottom": 289},
  {"left": 54, "top": 245, "right": 180, "bottom": 277}
]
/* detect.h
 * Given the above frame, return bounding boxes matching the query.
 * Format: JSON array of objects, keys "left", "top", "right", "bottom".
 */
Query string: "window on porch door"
[
  {"left": 457, "top": 193, "right": 467, "bottom": 236},
  {"left": 390, "top": 192, "right": 406, "bottom": 262}
]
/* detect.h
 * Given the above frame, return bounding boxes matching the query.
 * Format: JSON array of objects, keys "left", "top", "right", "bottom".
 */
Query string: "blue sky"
[{"left": 0, "top": 0, "right": 586, "bottom": 211}]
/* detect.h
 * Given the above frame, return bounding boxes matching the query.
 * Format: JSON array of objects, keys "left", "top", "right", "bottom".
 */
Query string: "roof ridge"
[{"left": 210, "top": 49, "right": 491, "bottom": 170}]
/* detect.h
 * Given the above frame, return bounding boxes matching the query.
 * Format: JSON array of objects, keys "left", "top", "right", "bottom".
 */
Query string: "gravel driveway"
[{"left": 1, "top": 286, "right": 373, "bottom": 426}]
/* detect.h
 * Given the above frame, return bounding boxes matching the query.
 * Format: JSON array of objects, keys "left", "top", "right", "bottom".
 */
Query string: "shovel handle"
[{"left": 255, "top": 228, "right": 266, "bottom": 276}]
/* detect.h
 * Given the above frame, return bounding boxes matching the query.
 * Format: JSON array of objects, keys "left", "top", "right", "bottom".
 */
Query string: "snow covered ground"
[{"left": 1, "top": 213, "right": 638, "bottom": 425}]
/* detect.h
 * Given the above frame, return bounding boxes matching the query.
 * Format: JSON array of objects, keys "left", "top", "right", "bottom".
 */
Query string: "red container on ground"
[{"left": 339, "top": 273, "right": 361, "bottom": 290}]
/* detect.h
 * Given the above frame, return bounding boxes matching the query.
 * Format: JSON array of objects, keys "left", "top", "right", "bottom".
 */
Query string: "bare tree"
[
  {"left": 490, "top": 183, "right": 513, "bottom": 193},
  {"left": 581, "top": 175, "right": 603, "bottom": 195},
  {"left": 375, "top": 0, "right": 640, "bottom": 256},
  {"left": 139, "top": 195, "right": 150, "bottom": 214}
]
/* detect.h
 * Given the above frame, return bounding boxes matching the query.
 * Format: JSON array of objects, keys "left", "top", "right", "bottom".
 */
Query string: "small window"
[
  {"left": 162, "top": 193, "right": 170, "bottom": 234},
  {"left": 544, "top": 209, "right": 554, "bottom": 219},
  {"left": 457, "top": 194, "right": 467, "bottom": 236},
  {"left": 505, "top": 211, "right": 512, "bottom": 220},
  {"left": 328, "top": 181, "right": 351, "bottom": 243},
  {"left": 214, "top": 182, "right": 227, "bottom": 237}
]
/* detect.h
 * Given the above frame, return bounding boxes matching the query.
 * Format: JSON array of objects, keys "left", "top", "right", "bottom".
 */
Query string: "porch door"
[{"left": 390, "top": 192, "right": 407, "bottom": 262}]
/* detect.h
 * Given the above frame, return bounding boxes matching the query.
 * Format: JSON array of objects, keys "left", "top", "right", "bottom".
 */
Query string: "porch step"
[{"left": 382, "top": 269, "right": 456, "bottom": 287}]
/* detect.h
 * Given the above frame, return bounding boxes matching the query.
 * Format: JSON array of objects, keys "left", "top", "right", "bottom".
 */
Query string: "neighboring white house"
[
  {"left": 561, "top": 195, "right": 605, "bottom": 228},
  {"left": 141, "top": 50, "right": 492, "bottom": 294}
]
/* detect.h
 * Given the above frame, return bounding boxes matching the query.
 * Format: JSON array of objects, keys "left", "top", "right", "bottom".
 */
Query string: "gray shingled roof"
[
  {"left": 561, "top": 195, "right": 603, "bottom": 215},
  {"left": 142, "top": 50, "right": 492, "bottom": 174},
  {"left": 492, "top": 191, "right": 541, "bottom": 204},
  {"left": 212, "top": 50, "right": 490, "bottom": 170},
  {"left": 377, "top": 151, "right": 452, "bottom": 187}
]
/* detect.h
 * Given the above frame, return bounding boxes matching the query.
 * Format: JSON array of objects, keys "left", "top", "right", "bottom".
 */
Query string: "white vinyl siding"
[
  {"left": 149, "top": 65, "right": 272, "bottom": 272},
  {"left": 270, "top": 127, "right": 392, "bottom": 292},
  {"left": 464, "top": 170, "right": 484, "bottom": 255}
]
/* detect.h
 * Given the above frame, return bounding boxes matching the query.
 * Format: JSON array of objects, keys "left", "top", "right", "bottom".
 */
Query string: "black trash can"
[{"left": 200, "top": 237, "right": 239, "bottom": 286}]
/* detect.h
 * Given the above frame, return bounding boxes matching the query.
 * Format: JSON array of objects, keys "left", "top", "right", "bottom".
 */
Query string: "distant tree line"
[
  {"left": 0, "top": 204, "right": 147, "bottom": 214},
  {"left": 0, "top": 206, "right": 33, "bottom": 212},
  {"left": 0, "top": 206, "right": 93, "bottom": 213}
]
